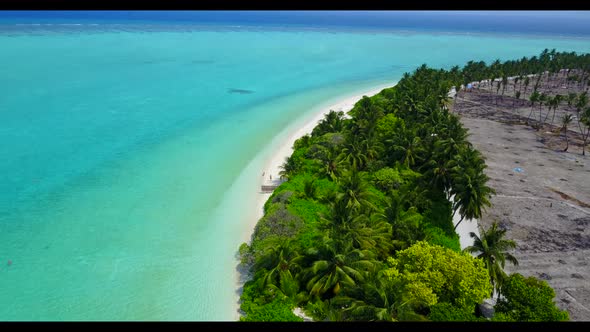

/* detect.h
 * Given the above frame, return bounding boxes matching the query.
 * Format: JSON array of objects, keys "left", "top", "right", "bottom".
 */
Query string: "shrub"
[
  {"left": 383, "top": 241, "right": 491, "bottom": 311},
  {"left": 429, "top": 302, "right": 485, "bottom": 321},
  {"left": 240, "top": 281, "right": 303, "bottom": 322},
  {"left": 372, "top": 167, "right": 404, "bottom": 192},
  {"left": 423, "top": 225, "right": 461, "bottom": 252},
  {"left": 238, "top": 242, "right": 253, "bottom": 267},
  {"left": 271, "top": 190, "right": 294, "bottom": 205},
  {"left": 493, "top": 273, "right": 569, "bottom": 321},
  {"left": 252, "top": 204, "right": 304, "bottom": 242}
]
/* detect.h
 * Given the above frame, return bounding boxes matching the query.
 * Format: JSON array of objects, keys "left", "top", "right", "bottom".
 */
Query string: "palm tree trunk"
[
  {"left": 453, "top": 215, "right": 465, "bottom": 231},
  {"left": 583, "top": 130, "right": 589, "bottom": 156},
  {"left": 550, "top": 107, "right": 557, "bottom": 126},
  {"left": 543, "top": 106, "right": 552, "bottom": 124},
  {"left": 538, "top": 104, "right": 543, "bottom": 129},
  {"left": 527, "top": 104, "right": 535, "bottom": 124},
  {"left": 577, "top": 121, "right": 588, "bottom": 156}
]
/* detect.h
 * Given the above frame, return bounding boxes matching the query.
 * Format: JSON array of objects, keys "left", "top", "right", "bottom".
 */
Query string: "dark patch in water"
[{"left": 228, "top": 88, "right": 255, "bottom": 94}]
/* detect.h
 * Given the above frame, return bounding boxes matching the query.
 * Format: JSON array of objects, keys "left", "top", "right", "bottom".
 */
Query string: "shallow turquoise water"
[{"left": 1, "top": 25, "right": 590, "bottom": 320}]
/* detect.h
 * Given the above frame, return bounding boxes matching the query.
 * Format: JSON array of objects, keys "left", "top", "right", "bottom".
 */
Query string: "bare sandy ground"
[{"left": 455, "top": 79, "right": 590, "bottom": 320}]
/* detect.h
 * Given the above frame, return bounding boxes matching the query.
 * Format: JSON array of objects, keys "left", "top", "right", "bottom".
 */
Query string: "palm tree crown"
[{"left": 464, "top": 221, "right": 518, "bottom": 296}]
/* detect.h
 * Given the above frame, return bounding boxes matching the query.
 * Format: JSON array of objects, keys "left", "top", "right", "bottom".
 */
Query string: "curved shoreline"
[{"left": 233, "top": 82, "right": 397, "bottom": 319}]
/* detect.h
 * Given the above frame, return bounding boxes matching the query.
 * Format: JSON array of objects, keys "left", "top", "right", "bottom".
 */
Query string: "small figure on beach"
[
  {"left": 270, "top": 175, "right": 272, "bottom": 181},
  {"left": 262, "top": 171, "right": 265, "bottom": 177}
]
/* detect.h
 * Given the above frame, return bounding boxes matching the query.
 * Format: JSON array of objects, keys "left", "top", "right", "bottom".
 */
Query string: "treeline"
[
  {"left": 462, "top": 49, "right": 590, "bottom": 154},
  {"left": 461, "top": 48, "right": 590, "bottom": 89},
  {"left": 238, "top": 49, "right": 583, "bottom": 321}
]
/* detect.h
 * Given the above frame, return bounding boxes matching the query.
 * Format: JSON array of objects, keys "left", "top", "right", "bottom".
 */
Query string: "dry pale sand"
[{"left": 455, "top": 83, "right": 590, "bottom": 321}]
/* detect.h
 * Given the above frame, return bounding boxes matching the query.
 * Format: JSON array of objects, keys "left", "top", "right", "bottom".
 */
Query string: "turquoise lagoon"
[{"left": 1, "top": 24, "right": 590, "bottom": 320}]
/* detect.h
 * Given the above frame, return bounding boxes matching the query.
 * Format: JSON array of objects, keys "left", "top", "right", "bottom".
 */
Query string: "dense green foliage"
[
  {"left": 383, "top": 242, "right": 492, "bottom": 312},
  {"left": 493, "top": 273, "right": 569, "bottom": 322},
  {"left": 428, "top": 302, "right": 486, "bottom": 322},
  {"left": 238, "top": 49, "right": 585, "bottom": 321}
]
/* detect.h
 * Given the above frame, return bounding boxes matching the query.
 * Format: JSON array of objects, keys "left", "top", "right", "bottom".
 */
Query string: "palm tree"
[
  {"left": 575, "top": 92, "right": 588, "bottom": 117},
  {"left": 339, "top": 139, "right": 368, "bottom": 171},
  {"left": 320, "top": 198, "right": 362, "bottom": 244},
  {"left": 451, "top": 147, "right": 495, "bottom": 230},
  {"left": 537, "top": 93, "right": 549, "bottom": 130},
  {"left": 312, "top": 110, "right": 346, "bottom": 137},
  {"left": 254, "top": 239, "right": 303, "bottom": 297},
  {"left": 437, "top": 89, "right": 453, "bottom": 111},
  {"left": 279, "top": 155, "right": 299, "bottom": 180},
  {"left": 495, "top": 80, "right": 502, "bottom": 105},
  {"left": 303, "top": 240, "right": 375, "bottom": 297},
  {"left": 464, "top": 222, "right": 518, "bottom": 297},
  {"left": 373, "top": 192, "right": 424, "bottom": 251},
  {"left": 388, "top": 134, "right": 424, "bottom": 168},
  {"left": 550, "top": 94, "right": 563, "bottom": 126},
  {"left": 303, "top": 177, "right": 318, "bottom": 200},
  {"left": 527, "top": 90, "right": 540, "bottom": 125},
  {"left": 319, "top": 149, "right": 344, "bottom": 181},
  {"left": 567, "top": 92, "right": 577, "bottom": 110},
  {"left": 423, "top": 136, "right": 466, "bottom": 196},
  {"left": 452, "top": 84, "right": 462, "bottom": 112},
  {"left": 561, "top": 114, "right": 574, "bottom": 152},
  {"left": 335, "top": 212, "right": 392, "bottom": 257},
  {"left": 541, "top": 95, "right": 555, "bottom": 126},
  {"left": 331, "top": 273, "right": 397, "bottom": 321},
  {"left": 337, "top": 170, "right": 375, "bottom": 212},
  {"left": 452, "top": 170, "right": 495, "bottom": 230},
  {"left": 422, "top": 156, "right": 453, "bottom": 197},
  {"left": 501, "top": 75, "right": 508, "bottom": 101},
  {"left": 523, "top": 76, "right": 530, "bottom": 98}
]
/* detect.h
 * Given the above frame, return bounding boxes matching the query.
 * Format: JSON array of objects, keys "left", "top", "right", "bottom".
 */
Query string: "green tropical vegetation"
[
  {"left": 238, "top": 49, "right": 589, "bottom": 321},
  {"left": 493, "top": 273, "right": 569, "bottom": 322},
  {"left": 464, "top": 222, "right": 518, "bottom": 296}
]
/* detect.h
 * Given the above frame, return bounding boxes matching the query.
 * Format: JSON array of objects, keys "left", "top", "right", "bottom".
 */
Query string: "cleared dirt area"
[{"left": 454, "top": 72, "right": 590, "bottom": 320}]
